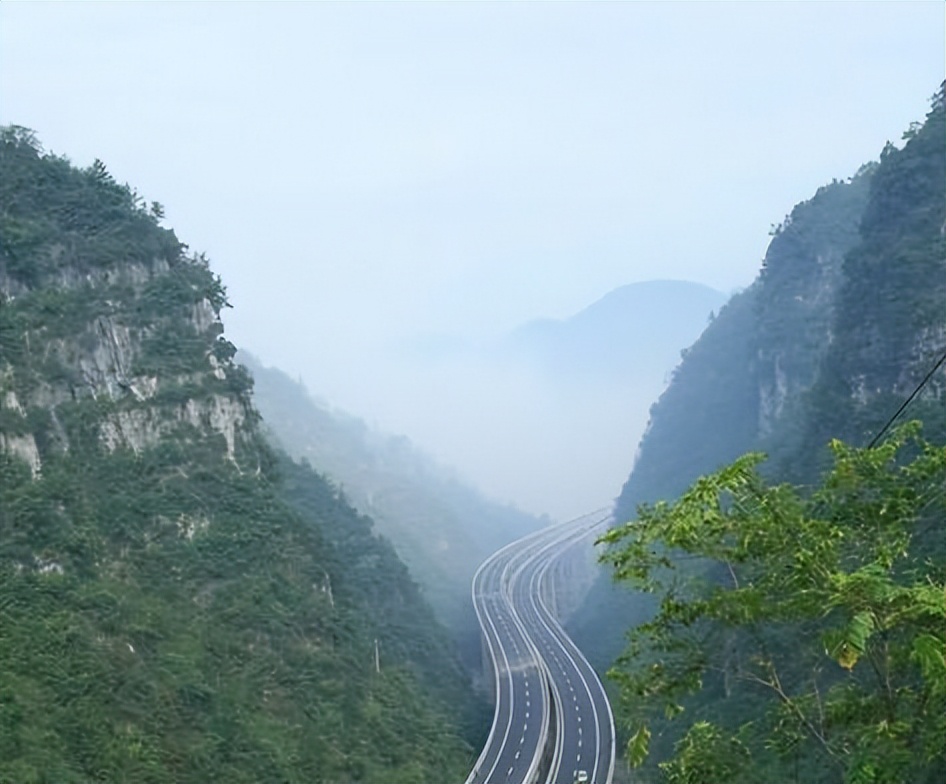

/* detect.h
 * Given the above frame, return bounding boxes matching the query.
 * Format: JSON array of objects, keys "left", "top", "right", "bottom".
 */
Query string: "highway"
[{"left": 466, "top": 514, "right": 615, "bottom": 784}]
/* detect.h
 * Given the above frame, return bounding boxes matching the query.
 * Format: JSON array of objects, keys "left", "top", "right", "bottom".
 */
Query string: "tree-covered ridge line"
[
  {"left": 614, "top": 83, "right": 945, "bottom": 524},
  {"left": 0, "top": 125, "right": 480, "bottom": 782},
  {"left": 797, "top": 85, "right": 946, "bottom": 465},
  {"left": 582, "top": 84, "right": 946, "bottom": 782},
  {"left": 0, "top": 126, "right": 183, "bottom": 290},
  {"left": 569, "top": 153, "right": 880, "bottom": 681}
]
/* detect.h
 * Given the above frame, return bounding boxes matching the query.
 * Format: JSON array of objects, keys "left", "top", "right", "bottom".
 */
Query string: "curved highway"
[{"left": 466, "top": 514, "right": 615, "bottom": 784}]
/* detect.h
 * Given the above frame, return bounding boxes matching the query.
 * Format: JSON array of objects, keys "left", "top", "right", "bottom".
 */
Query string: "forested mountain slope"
[
  {"left": 580, "top": 85, "right": 946, "bottom": 783},
  {"left": 240, "top": 352, "right": 544, "bottom": 644},
  {"left": 613, "top": 166, "right": 875, "bottom": 520},
  {"left": 797, "top": 91, "right": 946, "bottom": 458},
  {"left": 613, "top": 85, "right": 944, "bottom": 522},
  {"left": 0, "top": 126, "right": 479, "bottom": 783},
  {"left": 569, "top": 159, "right": 876, "bottom": 672}
]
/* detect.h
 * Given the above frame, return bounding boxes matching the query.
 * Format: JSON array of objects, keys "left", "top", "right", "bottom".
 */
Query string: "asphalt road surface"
[{"left": 466, "top": 515, "right": 615, "bottom": 784}]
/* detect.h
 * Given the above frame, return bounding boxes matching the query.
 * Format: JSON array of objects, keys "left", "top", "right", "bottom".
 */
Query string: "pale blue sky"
[{"left": 2, "top": 1, "right": 943, "bottom": 515}]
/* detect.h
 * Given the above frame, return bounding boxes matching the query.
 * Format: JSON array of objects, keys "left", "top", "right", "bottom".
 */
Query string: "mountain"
[
  {"left": 575, "top": 84, "right": 946, "bottom": 781},
  {"left": 0, "top": 126, "right": 480, "bottom": 782},
  {"left": 381, "top": 279, "right": 726, "bottom": 521},
  {"left": 612, "top": 168, "right": 875, "bottom": 521},
  {"left": 568, "top": 164, "right": 876, "bottom": 677},
  {"left": 796, "top": 90, "right": 946, "bottom": 459},
  {"left": 610, "top": 86, "right": 945, "bottom": 524},
  {"left": 612, "top": 88, "right": 945, "bottom": 524},
  {"left": 499, "top": 279, "right": 727, "bottom": 385},
  {"left": 239, "top": 351, "right": 545, "bottom": 650}
]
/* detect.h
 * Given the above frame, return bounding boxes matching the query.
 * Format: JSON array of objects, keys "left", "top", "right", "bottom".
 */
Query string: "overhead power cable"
[{"left": 867, "top": 347, "right": 946, "bottom": 448}]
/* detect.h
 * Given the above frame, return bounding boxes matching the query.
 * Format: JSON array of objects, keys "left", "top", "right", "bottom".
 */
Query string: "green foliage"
[
  {"left": 242, "top": 352, "right": 544, "bottom": 647},
  {"left": 798, "top": 91, "right": 946, "bottom": 459},
  {"left": 659, "top": 721, "right": 751, "bottom": 784},
  {"left": 576, "top": 87, "right": 946, "bottom": 738},
  {"left": 612, "top": 167, "right": 875, "bottom": 526},
  {"left": 600, "top": 424, "right": 946, "bottom": 784},
  {"left": 0, "top": 128, "right": 478, "bottom": 781}
]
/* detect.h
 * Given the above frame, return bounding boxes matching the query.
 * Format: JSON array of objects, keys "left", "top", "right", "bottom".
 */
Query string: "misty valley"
[{"left": 0, "top": 26, "right": 944, "bottom": 784}]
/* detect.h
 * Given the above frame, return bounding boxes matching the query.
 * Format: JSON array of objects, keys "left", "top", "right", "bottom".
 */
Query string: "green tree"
[
  {"left": 599, "top": 423, "right": 946, "bottom": 784},
  {"left": 0, "top": 126, "right": 478, "bottom": 782}
]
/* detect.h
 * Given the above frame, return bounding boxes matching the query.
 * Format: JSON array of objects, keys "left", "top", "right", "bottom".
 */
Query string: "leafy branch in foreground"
[{"left": 599, "top": 422, "right": 945, "bottom": 784}]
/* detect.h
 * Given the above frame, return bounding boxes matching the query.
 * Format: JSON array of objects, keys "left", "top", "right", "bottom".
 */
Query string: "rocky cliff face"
[
  {"left": 0, "top": 127, "right": 261, "bottom": 482},
  {"left": 615, "top": 87, "right": 944, "bottom": 518},
  {"left": 753, "top": 170, "right": 873, "bottom": 436},
  {"left": 0, "top": 127, "right": 477, "bottom": 783},
  {"left": 0, "top": 250, "right": 253, "bottom": 468},
  {"left": 610, "top": 173, "right": 873, "bottom": 520},
  {"left": 814, "top": 89, "right": 946, "bottom": 430}
]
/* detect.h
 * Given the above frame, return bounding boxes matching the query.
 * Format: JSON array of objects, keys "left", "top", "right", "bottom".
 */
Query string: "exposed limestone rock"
[
  {"left": 191, "top": 298, "right": 219, "bottom": 334},
  {"left": 3, "top": 244, "right": 256, "bottom": 476},
  {"left": 177, "top": 513, "right": 210, "bottom": 541},
  {"left": 3, "top": 389, "right": 25, "bottom": 416},
  {"left": 182, "top": 394, "right": 246, "bottom": 460},
  {"left": 78, "top": 316, "right": 136, "bottom": 400},
  {"left": 208, "top": 354, "right": 227, "bottom": 380},
  {"left": 100, "top": 394, "right": 248, "bottom": 460},
  {"left": 129, "top": 375, "right": 159, "bottom": 401},
  {"left": 34, "top": 556, "right": 64, "bottom": 576},
  {"left": 100, "top": 409, "right": 160, "bottom": 454},
  {"left": 0, "top": 433, "right": 42, "bottom": 476},
  {"left": 902, "top": 325, "right": 946, "bottom": 398},
  {"left": 51, "top": 258, "right": 169, "bottom": 294},
  {"left": 758, "top": 354, "right": 789, "bottom": 436},
  {"left": 850, "top": 374, "right": 870, "bottom": 406}
]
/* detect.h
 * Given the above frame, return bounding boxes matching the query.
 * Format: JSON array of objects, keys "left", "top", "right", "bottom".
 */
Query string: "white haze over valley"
[{"left": 1, "top": 2, "right": 942, "bottom": 518}]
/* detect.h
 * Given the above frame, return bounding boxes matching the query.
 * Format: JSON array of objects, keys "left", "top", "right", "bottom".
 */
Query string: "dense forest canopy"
[{"left": 0, "top": 126, "right": 481, "bottom": 782}]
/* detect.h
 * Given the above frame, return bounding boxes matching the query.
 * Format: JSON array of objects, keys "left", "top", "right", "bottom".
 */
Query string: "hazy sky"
[{"left": 2, "top": 1, "right": 943, "bottom": 516}]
